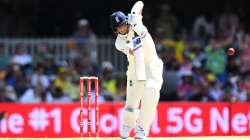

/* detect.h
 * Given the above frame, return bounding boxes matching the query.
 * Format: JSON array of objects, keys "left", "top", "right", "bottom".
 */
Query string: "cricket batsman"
[{"left": 110, "top": 3, "right": 163, "bottom": 139}]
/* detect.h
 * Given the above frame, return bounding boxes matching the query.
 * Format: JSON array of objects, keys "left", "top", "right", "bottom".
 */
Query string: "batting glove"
[{"left": 127, "top": 14, "right": 142, "bottom": 27}]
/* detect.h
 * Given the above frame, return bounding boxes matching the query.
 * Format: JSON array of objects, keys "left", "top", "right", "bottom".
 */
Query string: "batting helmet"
[{"left": 110, "top": 11, "right": 127, "bottom": 33}]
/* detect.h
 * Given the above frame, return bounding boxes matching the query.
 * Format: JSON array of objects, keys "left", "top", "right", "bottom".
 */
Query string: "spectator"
[
  {"left": 53, "top": 67, "right": 78, "bottom": 100},
  {"left": 11, "top": 43, "right": 33, "bottom": 75},
  {"left": 5, "top": 85, "right": 17, "bottom": 101},
  {"left": 0, "top": 44, "right": 10, "bottom": 85},
  {"left": 50, "top": 86, "right": 72, "bottom": 103},
  {"left": 177, "top": 71, "right": 193, "bottom": 100},
  {"left": 207, "top": 73, "right": 224, "bottom": 101},
  {"left": 242, "top": 75, "right": 250, "bottom": 101},
  {"left": 0, "top": 44, "right": 10, "bottom": 69},
  {"left": 205, "top": 37, "right": 227, "bottom": 82},
  {"left": 11, "top": 43, "right": 32, "bottom": 66},
  {"left": 0, "top": 82, "right": 15, "bottom": 102},
  {"left": 230, "top": 77, "right": 247, "bottom": 102},
  {"left": 160, "top": 29, "right": 189, "bottom": 64},
  {"left": 33, "top": 42, "right": 53, "bottom": 65},
  {"left": 101, "top": 61, "right": 116, "bottom": 96},
  {"left": 31, "top": 63, "right": 50, "bottom": 89},
  {"left": 68, "top": 59, "right": 81, "bottom": 82},
  {"left": 177, "top": 56, "right": 193, "bottom": 78},
  {"left": 67, "top": 18, "right": 98, "bottom": 64},
  {"left": 192, "top": 62, "right": 207, "bottom": 85},
  {"left": 221, "top": 81, "right": 234, "bottom": 101},
  {"left": 4, "top": 64, "right": 29, "bottom": 98},
  {"left": 174, "top": 29, "right": 189, "bottom": 63},
  {"left": 43, "top": 57, "right": 58, "bottom": 77},
  {"left": 79, "top": 54, "right": 98, "bottom": 76},
  {"left": 159, "top": 47, "right": 177, "bottom": 71},
  {"left": 19, "top": 82, "right": 53, "bottom": 103},
  {"left": 189, "top": 81, "right": 208, "bottom": 101},
  {"left": 240, "top": 33, "right": 250, "bottom": 74}
]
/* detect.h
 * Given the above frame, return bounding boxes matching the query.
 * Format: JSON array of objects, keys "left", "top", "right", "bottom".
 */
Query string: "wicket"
[{"left": 79, "top": 76, "right": 99, "bottom": 137}]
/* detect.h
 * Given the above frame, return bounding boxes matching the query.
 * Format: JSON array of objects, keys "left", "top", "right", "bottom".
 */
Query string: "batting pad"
[
  {"left": 122, "top": 107, "right": 140, "bottom": 128},
  {"left": 137, "top": 87, "right": 160, "bottom": 136}
]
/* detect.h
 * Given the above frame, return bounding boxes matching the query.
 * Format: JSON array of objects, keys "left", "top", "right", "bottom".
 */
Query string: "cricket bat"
[
  {"left": 131, "top": 1, "right": 144, "bottom": 16},
  {"left": 131, "top": 1, "right": 146, "bottom": 81}
]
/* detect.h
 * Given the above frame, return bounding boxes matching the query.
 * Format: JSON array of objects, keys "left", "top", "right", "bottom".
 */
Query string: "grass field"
[{"left": 0, "top": 136, "right": 249, "bottom": 140}]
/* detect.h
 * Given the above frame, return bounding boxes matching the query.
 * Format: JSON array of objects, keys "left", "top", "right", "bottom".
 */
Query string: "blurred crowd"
[
  {"left": 0, "top": 18, "right": 126, "bottom": 103},
  {"left": 154, "top": 4, "right": 250, "bottom": 102},
  {"left": 0, "top": 3, "right": 250, "bottom": 103}
]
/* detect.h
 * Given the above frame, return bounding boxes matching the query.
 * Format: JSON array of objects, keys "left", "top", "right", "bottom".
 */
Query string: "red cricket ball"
[{"left": 227, "top": 47, "right": 235, "bottom": 56}]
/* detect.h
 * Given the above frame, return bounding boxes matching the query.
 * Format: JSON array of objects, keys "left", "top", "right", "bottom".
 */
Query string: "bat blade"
[{"left": 131, "top": 1, "right": 144, "bottom": 15}]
